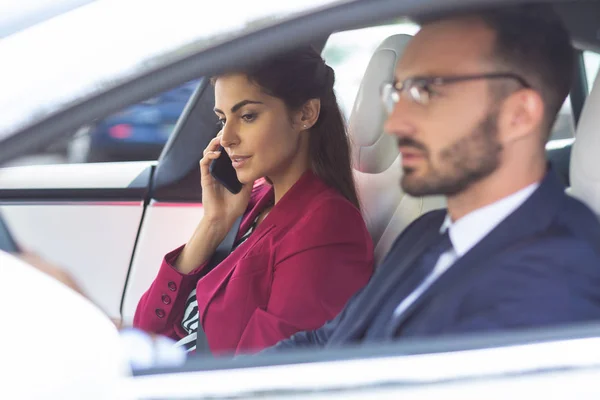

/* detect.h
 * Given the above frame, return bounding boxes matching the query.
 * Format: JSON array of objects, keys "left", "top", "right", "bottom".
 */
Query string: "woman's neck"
[
  {"left": 269, "top": 134, "right": 311, "bottom": 204},
  {"left": 269, "top": 166, "right": 310, "bottom": 204}
]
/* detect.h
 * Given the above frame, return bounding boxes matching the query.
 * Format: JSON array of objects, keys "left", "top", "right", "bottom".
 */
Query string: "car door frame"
[{"left": 126, "top": 322, "right": 600, "bottom": 399}]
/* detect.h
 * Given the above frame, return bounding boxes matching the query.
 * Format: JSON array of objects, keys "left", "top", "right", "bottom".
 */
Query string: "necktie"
[{"left": 366, "top": 230, "right": 453, "bottom": 339}]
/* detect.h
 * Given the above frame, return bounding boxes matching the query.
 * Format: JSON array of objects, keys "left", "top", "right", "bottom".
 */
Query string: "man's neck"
[{"left": 446, "top": 161, "right": 546, "bottom": 222}]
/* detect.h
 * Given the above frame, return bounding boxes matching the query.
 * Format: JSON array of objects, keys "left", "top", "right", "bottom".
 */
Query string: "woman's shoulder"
[
  {"left": 305, "top": 192, "right": 364, "bottom": 226},
  {"left": 307, "top": 178, "right": 362, "bottom": 217},
  {"left": 292, "top": 181, "right": 368, "bottom": 238},
  {"left": 276, "top": 186, "right": 373, "bottom": 256}
]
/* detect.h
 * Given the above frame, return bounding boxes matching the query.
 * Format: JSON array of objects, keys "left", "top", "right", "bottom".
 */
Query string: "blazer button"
[
  {"left": 162, "top": 294, "right": 171, "bottom": 305},
  {"left": 167, "top": 281, "right": 177, "bottom": 292},
  {"left": 155, "top": 308, "right": 165, "bottom": 318}
]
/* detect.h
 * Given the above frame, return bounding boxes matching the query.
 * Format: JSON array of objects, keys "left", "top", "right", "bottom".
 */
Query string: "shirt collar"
[{"left": 440, "top": 182, "right": 540, "bottom": 257}]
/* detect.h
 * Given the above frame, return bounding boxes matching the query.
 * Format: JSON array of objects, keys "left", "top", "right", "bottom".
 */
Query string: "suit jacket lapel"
[
  {"left": 329, "top": 211, "right": 446, "bottom": 342},
  {"left": 389, "top": 169, "right": 566, "bottom": 332}
]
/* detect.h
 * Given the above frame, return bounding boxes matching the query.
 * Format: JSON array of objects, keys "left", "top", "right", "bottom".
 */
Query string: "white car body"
[
  {"left": 0, "top": 251, "right": 131, "bottom": 399},
  {"left": 1, "top": 0, "right": 600, "bottom": 398}
]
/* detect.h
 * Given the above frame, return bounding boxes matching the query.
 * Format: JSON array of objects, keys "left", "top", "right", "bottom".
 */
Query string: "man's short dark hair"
[{"left": 423, "top": 5, "right": 576, "bottom": 140}]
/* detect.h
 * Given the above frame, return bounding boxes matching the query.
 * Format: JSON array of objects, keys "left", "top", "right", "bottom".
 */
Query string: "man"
[{"left": 266, "top": 6, "right": 600, "bottom": 350}]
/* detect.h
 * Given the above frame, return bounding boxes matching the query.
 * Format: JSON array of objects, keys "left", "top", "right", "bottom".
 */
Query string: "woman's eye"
[
  {"left": 217, "top": 119, "right": 226, "bottom": 127},
  {"left": 242, "top": 113, "right": 257, "bottom": 122}
]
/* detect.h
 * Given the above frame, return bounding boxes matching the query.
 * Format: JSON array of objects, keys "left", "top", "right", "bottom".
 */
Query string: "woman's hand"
[
  {"left": 174, "top": 133, "right": 252, "bottom": 274},
  {"left": 199, "top": 134, "right": 252, "bottom": 230}
]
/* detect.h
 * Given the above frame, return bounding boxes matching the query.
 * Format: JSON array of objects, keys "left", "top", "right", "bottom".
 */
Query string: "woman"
[{"left": 134, "top": 46, "right": 374, "bottom": 355}]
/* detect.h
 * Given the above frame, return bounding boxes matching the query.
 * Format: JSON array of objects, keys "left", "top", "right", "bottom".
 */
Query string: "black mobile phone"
[{"left": 209, "top": 146, "right": 243, "bottom": 194}]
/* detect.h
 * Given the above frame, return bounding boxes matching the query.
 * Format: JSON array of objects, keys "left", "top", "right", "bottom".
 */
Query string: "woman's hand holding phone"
[
  {"left": 175, "top": 133, "right": 252, "bottom": 274},
  {"left": 200, "top": 134, "right": 252, "bottom": 227}
]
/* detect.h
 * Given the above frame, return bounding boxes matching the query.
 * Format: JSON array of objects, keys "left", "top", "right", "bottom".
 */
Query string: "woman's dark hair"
[{"left": 213, "top": 46, "right": 360, "bottom": 210}]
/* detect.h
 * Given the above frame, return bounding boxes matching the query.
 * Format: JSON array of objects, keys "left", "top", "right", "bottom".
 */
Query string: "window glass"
[
  {"left": 324, "top": 26, "right": 598, "bottom": 149},
  {"left": 584, "top": 51, "right": 600, "bottom": 91},
  {"left": 548, "top": 51, "right": 600, "bottom": 146},
  {"left": 548, "top": 99, "right": 574, "bottom": 144},
  {"left": 322, "top": 22, "right": 420, "bottom": 120},
  {"left": 5, "top": 80, "right": 198, "bottom": 166},
  {"left": 0, "top": 0, "right": 346, "bottom": 141}
]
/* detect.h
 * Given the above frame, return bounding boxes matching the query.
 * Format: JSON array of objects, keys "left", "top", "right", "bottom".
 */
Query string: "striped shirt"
[{"left": 174, "top": 214, "right": 261, "bottom": 352}]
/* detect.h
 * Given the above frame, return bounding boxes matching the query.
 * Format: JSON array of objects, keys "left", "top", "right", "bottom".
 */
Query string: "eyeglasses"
[{"left": 380, "top": 73, "right": 531, "bottom": 113}]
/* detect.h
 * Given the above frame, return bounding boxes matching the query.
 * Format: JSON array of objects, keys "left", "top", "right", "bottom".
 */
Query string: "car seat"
[{"left": 348, "top": 34, "right": 446, "bottom": 265}]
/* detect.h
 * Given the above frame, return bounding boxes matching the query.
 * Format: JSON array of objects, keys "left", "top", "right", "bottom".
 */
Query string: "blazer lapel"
[
  {"left": 197, "top": 221, "right": 277, "bottom": 327},
  {"left": 197, "top": 171, "right": 325, "bottom": 326},
  {"left": 239, "top": 184, "right": 274, "bottom": 236},
  {"left": 389, "top": 169, "right": 566, "bottom": 332}
]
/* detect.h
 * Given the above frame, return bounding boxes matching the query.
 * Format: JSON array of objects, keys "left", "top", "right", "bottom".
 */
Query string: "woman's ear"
[{"left": 296, "top": 98, "right": 321, "bottom": 130}]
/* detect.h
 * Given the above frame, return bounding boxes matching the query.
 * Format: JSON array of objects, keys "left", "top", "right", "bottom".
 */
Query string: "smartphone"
[{"left": 209, "top": 146, "right": 243, "bottom": 194}]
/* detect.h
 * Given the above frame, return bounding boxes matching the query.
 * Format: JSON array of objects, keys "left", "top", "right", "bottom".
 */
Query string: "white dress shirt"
[{"left": 392, "top": 182, "right": 540, "bottom": 318}]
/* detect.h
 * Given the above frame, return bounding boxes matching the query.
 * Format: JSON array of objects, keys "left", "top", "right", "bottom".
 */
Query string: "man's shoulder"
[
  {"left": 398, "top": 209, "right": 446, "bottom": 239},
  {"left": 557, "top": 194, "right": 600, "bottom": 253},
  {"left": 382, "top": 209, "right": 446, "bottom": 257},
  {"left": 486, "top": 198, "right": 600, "bottom": 276}
]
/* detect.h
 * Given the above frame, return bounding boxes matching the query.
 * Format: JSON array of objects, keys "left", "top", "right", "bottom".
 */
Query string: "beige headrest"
[
  {"left": 570, "top": 66, "right": 600, "bottom": 215},
  {"left": 348, "top": 34, "right": 412, "bottom": 173}
]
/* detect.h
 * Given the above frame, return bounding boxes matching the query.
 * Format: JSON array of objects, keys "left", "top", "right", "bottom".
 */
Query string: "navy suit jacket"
[{"left": 269, "top": 170, "right": 600, "bottom": 350}]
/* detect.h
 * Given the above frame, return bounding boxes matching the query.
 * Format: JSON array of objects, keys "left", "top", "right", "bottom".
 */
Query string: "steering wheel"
[{"left": 0, "top": 211, "right": 19, "bottom": 253}]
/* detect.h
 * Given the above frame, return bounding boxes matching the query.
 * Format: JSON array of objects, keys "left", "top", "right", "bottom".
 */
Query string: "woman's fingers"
[
  {"left": 200, "top": 135, "right": 222, "bottom": 172},
  {"left": 200, "top": 133, "right": 224, "bottom": 184},
  {"left": 200, "top": 149, "right": 222, "bottom": 168},
  {"left": 203, "top": 135, "right": 222, "bottom": 157}
]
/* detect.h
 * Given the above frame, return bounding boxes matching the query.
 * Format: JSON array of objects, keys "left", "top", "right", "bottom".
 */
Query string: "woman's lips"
[{"left": 231, "top": 155, "right": 251, "bottom": 169}]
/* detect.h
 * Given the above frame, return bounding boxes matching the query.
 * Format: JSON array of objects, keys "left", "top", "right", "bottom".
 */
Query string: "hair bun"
[
  {"left": 314, "top": 56, "right": 335, "bottom": 93},
  {"left": 324, "top": 64, "right": 335, "bottom": 90}
]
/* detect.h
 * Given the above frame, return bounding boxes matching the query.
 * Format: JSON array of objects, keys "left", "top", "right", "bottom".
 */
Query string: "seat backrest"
[
  {"left": 348, "top": 34, "right": 446, "bottom": 265},
  {"left": 570, "top": 65, "right": 600, "bottom": 218}
]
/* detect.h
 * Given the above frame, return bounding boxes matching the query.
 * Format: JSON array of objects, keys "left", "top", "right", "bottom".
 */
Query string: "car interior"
[
  {"left": 135, "top": 14, "right": 600, "bottom": 385},
  {"left": 348, "top": 32, "right": 596, "bottom": 264},
  {"left": 1, "top": 2, "right": 599, "bottom": 309},
  {"left": 349, "top": 33, "right": 446, "bottom": 264},
  {"left": 0, "top": 1, "right": 600, "bottom": 391}
]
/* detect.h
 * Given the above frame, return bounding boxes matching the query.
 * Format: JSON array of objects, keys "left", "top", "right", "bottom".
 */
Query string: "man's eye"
[
  {"left": 419, "top": 83, "right": 433, "bottom": 94},
  {"left": 420, "top": 83, "right": 440, "bottom": 97}
]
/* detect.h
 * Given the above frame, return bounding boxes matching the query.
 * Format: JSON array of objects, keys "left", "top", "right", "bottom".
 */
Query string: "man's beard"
[{"left": 400, "top": 110, "right": 503, "bottom": 197}]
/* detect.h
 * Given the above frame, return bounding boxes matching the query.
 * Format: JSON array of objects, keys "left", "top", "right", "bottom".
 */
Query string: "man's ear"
[
  {"left": 498, "top": 88, "right": 545, "bottom": 143},
  {"left": 295, "top": 98, "right": 321, "bottom": 130}
]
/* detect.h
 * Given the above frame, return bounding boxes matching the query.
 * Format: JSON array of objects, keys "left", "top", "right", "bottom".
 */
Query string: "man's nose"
[{"left": 383, "top": 97, "right": 416, "bottom": 138}]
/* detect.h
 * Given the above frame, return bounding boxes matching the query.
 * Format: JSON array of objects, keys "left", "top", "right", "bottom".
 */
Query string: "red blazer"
[{"left": 133, "top": 171, "right": 374, "bottom": 355}]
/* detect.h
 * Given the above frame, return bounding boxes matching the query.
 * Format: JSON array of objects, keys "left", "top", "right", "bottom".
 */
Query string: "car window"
[
  {"left": 547, "top": 50, "right": 600, "bottom": 148},
  {"left": 584, "top": 50, "right": 600, "bottom": 90},
  {"left": 5, "top": 80, "right": 198, "bottom": 166},
  {"left": 322, "top": 22, "right": 420, "bottom": 120},
  {"left": 325, "top": 28, "right": 599, "bottom": 148},
  {"left": 0, "top": 0, "right": 349, "bottom": 145}
]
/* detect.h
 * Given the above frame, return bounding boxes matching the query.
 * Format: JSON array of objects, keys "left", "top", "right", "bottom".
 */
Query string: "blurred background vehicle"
[{"left": 67, "top": 80, "right": 198, "bottom": 163}]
